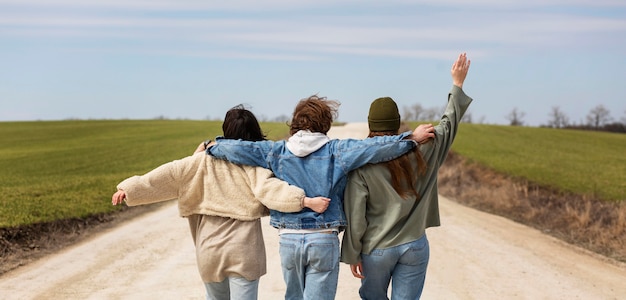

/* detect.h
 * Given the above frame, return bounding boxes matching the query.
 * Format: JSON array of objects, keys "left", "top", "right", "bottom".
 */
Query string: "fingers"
[
  {"left": 350, "top": 264, "right": 365, "bottom": 279},
  {"left": 451, "top": 52, "right": 470, "bottom": 87},
  {"left": 419, "top": 123, "right": 434, "bottom": 130},
  {"left": 307, "top": 197, "right": 330, "bottom": 213},
  {"left": 452, "top": 52, "right": 468, "bottom": 71},
  {"left": 314, "top": 197, "right": 330, "bottom": 214},
  {"left": 319, "top": 197, "right": 330, "bottom": 213},
  {"left": 112, "top": 191, "right": 126, "bottom": 206}
]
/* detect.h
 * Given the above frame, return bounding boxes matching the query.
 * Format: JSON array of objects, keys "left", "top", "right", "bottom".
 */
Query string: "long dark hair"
[
  {"left": 369, "top": 130, "right": 427, "bottom": 199},
  {"left": 223, "top": 105, "right": 266, "bottom": 141}
]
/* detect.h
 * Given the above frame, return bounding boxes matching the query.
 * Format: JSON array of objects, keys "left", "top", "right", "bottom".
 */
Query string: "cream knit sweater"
[{"left": 117, "top": 152, "right": 306, "bottom": 220}]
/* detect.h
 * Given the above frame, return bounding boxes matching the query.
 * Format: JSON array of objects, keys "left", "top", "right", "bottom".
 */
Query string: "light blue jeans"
[
  {"left": 359, "top": 234, "right": 430, "bottom": 300},
  {"left": 204, "top": 276, "right": 259, "bottom": 300},
  {"left": 278, "top": 232, "right": 340, "bottom": 300}
]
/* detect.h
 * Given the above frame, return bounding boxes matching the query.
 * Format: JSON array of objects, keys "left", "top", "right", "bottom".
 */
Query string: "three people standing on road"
[
  {"left": 112, "top": 52, "right": 472, "bottom": 300},
  {"left": 207, "top": 97, "right": 434, "bottom": 299}
]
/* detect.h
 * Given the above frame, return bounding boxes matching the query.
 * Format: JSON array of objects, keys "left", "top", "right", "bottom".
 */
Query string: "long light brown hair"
[
  {"left": 289, "top": 95, "right": 340, "bottom": 135},
  {"left": 369, "top": 130, "right": 427, "bottom": 199}
]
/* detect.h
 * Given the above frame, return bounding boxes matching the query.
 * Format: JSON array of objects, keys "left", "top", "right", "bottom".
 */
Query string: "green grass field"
[
  {"left": 0, "top": 120, "right": 290, "bottom": 228},
  {"left": 448, "top": 123, "right": 626, "bottom": 202},
  {"left": 0, "top": 120, "right": 624, "bottom": 228}
]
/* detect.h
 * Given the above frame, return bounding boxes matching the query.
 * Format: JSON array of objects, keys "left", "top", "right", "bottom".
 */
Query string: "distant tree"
[
  {"left": 603, "top": 122, "right": 626, "bottom": 133},
  {"left": 506, "top": 108, "right": 525, "bottom": 126},
  {"left": 402, "top": 105, "right": 415, "bottom": 121},
  {"left": 402, "top": 103, "right": 424, "bottom": 121},
  {"left": 586, "top": 105, "right": 612, "bottom": 129},
  {"left": 546, "top": 106, "right": 569, "bottom": 128},
  {"left": 422, "top": 107, "right": 440, "bottom": 122},
  {"left": 462, "top": 112, "right": 473, "bottom": 124},
  {"left": 621, "top": 110, "right": 626, "bottom": 125},
  {"left": 272, "top": 114, "right": 290, "bottom": 123}
]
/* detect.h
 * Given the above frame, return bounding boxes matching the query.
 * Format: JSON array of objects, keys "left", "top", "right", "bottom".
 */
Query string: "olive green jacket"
[{"left": 341, "top": 85, "right": 472, "bottom": 264}]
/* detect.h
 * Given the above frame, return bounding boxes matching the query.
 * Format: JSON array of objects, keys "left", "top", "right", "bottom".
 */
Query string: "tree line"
[{"left": 401, "top": 104, "right": 626, "bottom": 134}]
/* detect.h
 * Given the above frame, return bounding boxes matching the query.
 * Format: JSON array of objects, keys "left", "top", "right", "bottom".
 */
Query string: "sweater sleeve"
[
  {"left": 340, "top": 169, "right": 369, "bottom": 265},
  {"left": 431, "top": 85, "right": 473, "bottom": 167},
  {"left": 116, "top": 156, "right": 193, "bottom": 206},
  {"left": 244, "top": 165, "right": 306, "bottom": 213}
]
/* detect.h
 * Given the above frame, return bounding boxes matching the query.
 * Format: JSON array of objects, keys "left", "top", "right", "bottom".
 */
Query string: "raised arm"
[{"left": 422, "top": 52, "right": 473, "bottom": 165}]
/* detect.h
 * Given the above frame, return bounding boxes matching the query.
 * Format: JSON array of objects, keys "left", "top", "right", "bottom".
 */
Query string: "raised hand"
[{"left": 451, "top": 52, "right": 471, "bottom": 88}]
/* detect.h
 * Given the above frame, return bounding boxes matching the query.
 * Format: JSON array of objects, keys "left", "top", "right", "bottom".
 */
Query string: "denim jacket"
[{"left": 208, "top": 130, "right": 416, "bottom": 230}]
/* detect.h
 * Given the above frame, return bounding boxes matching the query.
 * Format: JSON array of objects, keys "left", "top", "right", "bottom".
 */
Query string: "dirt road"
[{"left": 1, "top": 123, "right": 625, "bottom": 300}]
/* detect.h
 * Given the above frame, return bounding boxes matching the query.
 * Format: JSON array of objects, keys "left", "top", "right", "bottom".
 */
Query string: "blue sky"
[{"left": 1, "top": 0, "right": 625, "bottom": 126}]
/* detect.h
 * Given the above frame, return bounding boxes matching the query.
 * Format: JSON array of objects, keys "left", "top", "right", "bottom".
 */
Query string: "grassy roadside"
[{"left": 416, "top": 123, "right": 625, "bottom": 202}]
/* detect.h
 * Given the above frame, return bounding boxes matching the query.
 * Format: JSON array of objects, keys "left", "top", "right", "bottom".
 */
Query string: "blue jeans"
[
  {"left": 279, "top": 232, "right": 340, "bottom": 300},
  {"left": 359, "top": 234, "right": 430, "bottom": 300},
  {"left": 204, "top": 276, "right": 259, "bottom": 300}
]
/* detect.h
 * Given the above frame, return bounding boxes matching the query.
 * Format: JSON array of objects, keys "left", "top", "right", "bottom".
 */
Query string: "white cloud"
[{"left": 0, "top": 1, "right": 624, "bottom": 60}]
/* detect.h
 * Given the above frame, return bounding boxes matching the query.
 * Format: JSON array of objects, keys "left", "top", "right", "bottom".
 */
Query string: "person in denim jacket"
[{"left": 207, "top": 97, "right": 435, "bottom": 300}]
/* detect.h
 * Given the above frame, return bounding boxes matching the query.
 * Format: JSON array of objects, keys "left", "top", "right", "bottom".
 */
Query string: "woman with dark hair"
[
  {"left": 111, "top": 105, "right": 330, "bottom": 300},
  {"left": 222, "top": 104, "right": 266, "bottom": 141},
  {"left": 340, "top": 53, "right": 473, "bottom": 299}
]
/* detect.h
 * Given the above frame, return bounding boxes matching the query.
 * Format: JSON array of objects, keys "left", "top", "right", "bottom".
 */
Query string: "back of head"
[
  {"left": 222, "top": 104, "right": 266, "bottom": 141},
  {"left": 289, "top": 95, "right": 340, "bottom": 135},
  {"left": 368, "top": 97, "right": 400, "bottom": 133},
  {"left": 367, "top": 96, "right": 425, "bottom": 199}
]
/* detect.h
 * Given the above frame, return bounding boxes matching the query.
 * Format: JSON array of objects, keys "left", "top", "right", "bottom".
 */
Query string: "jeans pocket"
[
  {"left": 399, "top": 238, "right": 429, "bottom": 267},
  {"left": 308, "top": 241, "right": 338, "bottom": 273},
  {"left": 279, "top": 243, "right": 297, "bottom": 270}
]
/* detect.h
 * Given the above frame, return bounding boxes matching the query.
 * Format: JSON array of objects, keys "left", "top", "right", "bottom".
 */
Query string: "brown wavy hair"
[
  {"left": 289, "top": 95, "right": 340, "bottom": 135},
  {"left": 369, "top": 130, "right": 427, "bottom": 199}
]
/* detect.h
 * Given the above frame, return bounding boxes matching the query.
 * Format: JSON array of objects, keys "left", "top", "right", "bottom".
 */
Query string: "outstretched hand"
[
  {"left": 112, "top": 190, "right": 126, "bottom": 206},
  {"left": 303, "top": 196, "right": 331, "bottom": 213},
  {"left": 452, "top": 52, "right": 471, "bottom": 88}
]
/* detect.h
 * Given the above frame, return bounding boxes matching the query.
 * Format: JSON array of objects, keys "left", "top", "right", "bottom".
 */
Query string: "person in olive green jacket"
[{"left": 340, "top": 53, "right": 473, "bottom": 299}]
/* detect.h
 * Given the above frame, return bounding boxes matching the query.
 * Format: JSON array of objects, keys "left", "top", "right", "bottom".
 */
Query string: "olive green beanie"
[{"left": 368, "top": 97, "right": 400, "bottom": 132}]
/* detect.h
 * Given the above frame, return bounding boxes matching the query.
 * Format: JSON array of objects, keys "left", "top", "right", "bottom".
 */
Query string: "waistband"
[{"left": 278, "top": 227, "right": 339, "bottom": 235}]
